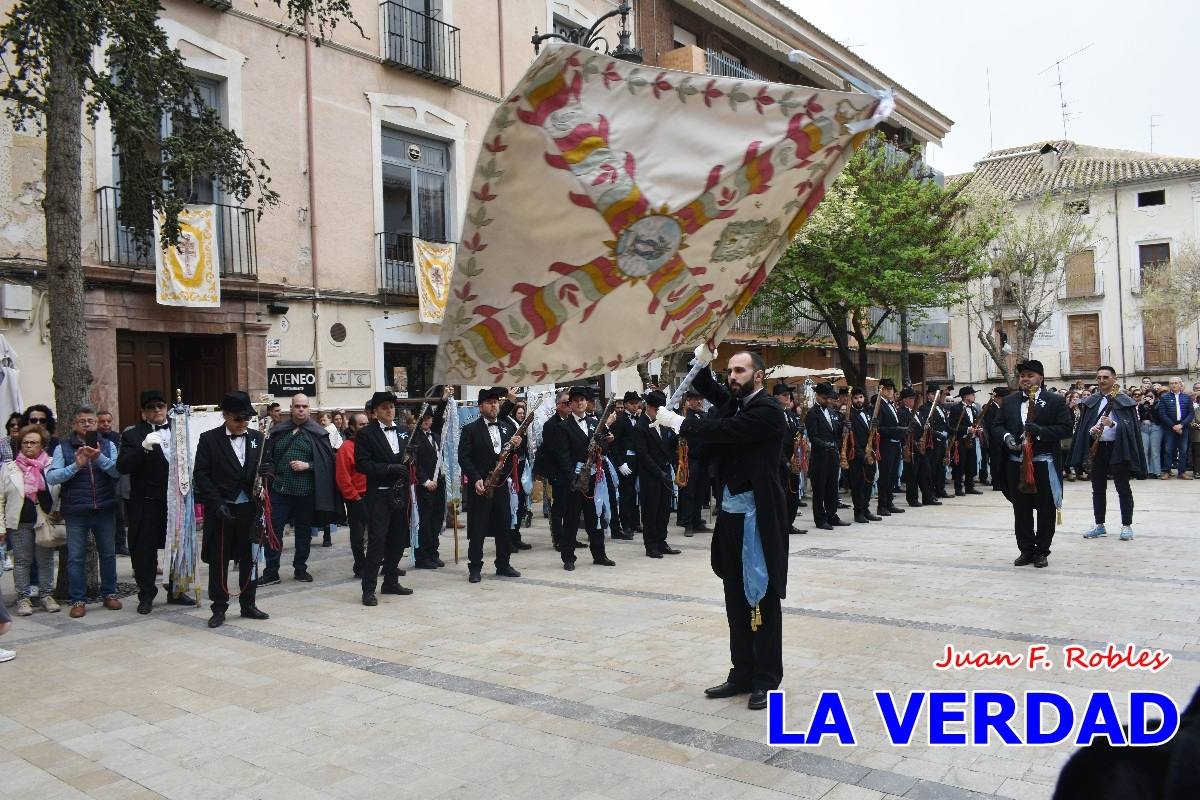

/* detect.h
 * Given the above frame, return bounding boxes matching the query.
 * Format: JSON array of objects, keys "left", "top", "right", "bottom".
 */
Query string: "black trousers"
[
  {"left": 989, "top": 445, "right": 1006, "bottom": 492},
  {"left": 618, "top": 472, "right": 640, "bottom": 532},
  {"left": 978, "top": 444, "right": 990, "bottom": 482},
  {"left": 952, "top": 441, "right": 977, "bottom": 492},
  {"left": 466, "top": 485, "right": 511, "bottom": 572},
  {"left": 128, "top": 499, "right": 169, "bottom": 603},
  {"left": 848, "top": 457, "right": 874, "bottom": 513},
  {"left": 640, "top": 475, "right": 671, "bottom": 553},
  {"left": 416, "top": 481, "right": 445, "bottom": 563},
  {"left": 1004, "top": 459, "right": 1058, "bottom": 556},
  {"left": 808, "top": 452, "right": 840, "bottom": 525},
  {"left": 1090, "top": 442, "right": 1134, "bottom": 526},
  {"left": 345, "top": 498, "right": 367, "bottom": 574},
  {"left": 777, "top": 467, "right": 800, "bottom": 525},
  {"left": 714, "top": 508, "right": 782, "bottom": 690},
  {"left": 561, "top": 483, "right": 608, "bottom": 565},
  {"left": 361, "top": 486, "right": 407, "bottom": 593},
  {"left": 549, "top": 477, "right": 569, "bottom": 547},
  {"left": 929, "top": 441, "right": 948, "bottom": 495},
  {"left": 205, "top": 502, "right": 257, "bottom": 613},
  {"left": 603, "top": 472, "right": 622, "bottom": 536},
  {"left": 877, "top": 442, "right": 900, "bottom": 510},
  {"left": 678, "top": 459, "right": 706, "bottom": 528},
  {"left": 906, "top": 449, "right": 936, "bottom": 504}
]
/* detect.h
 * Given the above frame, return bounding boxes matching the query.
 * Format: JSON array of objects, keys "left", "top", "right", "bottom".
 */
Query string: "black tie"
[
  {"left": 228, "top": 433, "right": 245, "bottom": 440},
  {"left": 486, "top": 422, "right": 498, "bottom": 427},
  {"left": 154, "top": 424, "right": 169, "bottom": 432},
  {"left": 383, "top": 426, "right": 397, "bottom": 432}
]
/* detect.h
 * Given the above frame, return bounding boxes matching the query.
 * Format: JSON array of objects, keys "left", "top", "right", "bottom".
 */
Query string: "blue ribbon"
[
  {"left": 1007, "top": 452, "right": 1062, "bottom": 508},
  {"left": 720, "top": 488, "right": 769, "bottom": 609}
]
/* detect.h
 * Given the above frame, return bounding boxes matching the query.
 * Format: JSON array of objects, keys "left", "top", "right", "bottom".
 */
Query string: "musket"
[
  {"left": 482, "top": 394, "right": 545, "bottom": 497},
  {"left": 1018, "top": 386, "right": 1038, "bottom": 495},
  {"left": 915, "top": 388, "right": 942, "bottom": 456},
  {"left": 945, "top": 399, "right": 967, "bottom": 467},
  {"left": 573, "top": 398, "right": 618, "bottom": 494},
  {"left": 864, "top": 390, "right": 884, "bottom": 466},
  {"left": 1087, "top": 385, "right": 1121, "bottom": 465},
  {"left": 838, "top": 411, "right": 853, "bottom": 470}
]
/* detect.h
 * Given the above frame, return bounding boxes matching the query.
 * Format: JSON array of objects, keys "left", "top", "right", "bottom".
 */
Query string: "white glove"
[
  {"left": 142, "top": 432, "right": 163, "bottom": 451},
  {"left": 618, "top": 463, "right": 633, "bottom": 477},
  {"left": 693, "top": 342, "right": 716, "bottom": 366},
  {"left": 656, "top": 407, "right": 684, "bottom": 433}
]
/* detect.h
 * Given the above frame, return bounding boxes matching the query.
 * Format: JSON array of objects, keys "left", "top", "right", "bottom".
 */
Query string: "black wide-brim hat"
[
  {"left": 899, "top": 387, "right": 916, "bottom": 400},
  {"left": 814, "top": 382, "right": 837, "bottom": 398},
  {"left": 622, "top": 391, "right": 641, "bottom": 403},
  {"left": 219, "top": 391, "right": 255, "bottom": 415},
  {"left": 958, "top": 386, "right": 978, "bottom": 398},
  {"left": 140, "top": 389, "right": 167, "bottom": 408},
  {"left": 771, "top": 382, "right": 793, "bottom": 396},
  {"left": 477, "top": 387, "right": 506, "bottom": 403},
  {"left": 568, "top": 385, "right": 595, "bottom": 401},
  {"left": 1016, "top": 360, "right": 1045, "bottom": 377},
  {"left": 368, "top": 390, "right": 397, "bottom": 409}
]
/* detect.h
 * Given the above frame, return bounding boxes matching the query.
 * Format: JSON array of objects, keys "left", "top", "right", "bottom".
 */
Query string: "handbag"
[{"left": 35, "top": 507, "right": 67, "bottom": 549}]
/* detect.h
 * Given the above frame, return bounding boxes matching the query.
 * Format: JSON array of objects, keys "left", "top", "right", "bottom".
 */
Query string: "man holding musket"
[
  {"left": 655, "top": 347, "right": 788, "bottom": 711},
  {"left": 804, "top": 382, "right": 847, "bottom": 530},
  {"left": 457, "top": 387, "right": 523, "bottom": 583},
  {"left": 355, "top": 390, "right": 415, "bottom": 606},
  {"left": 1070, "top": 366, "right": 1145, "bottom": 542},
  {"left": 948, "top": 386, "right": 984, "bottom": 497},
  {"left": 873, "top": 379, "right": 905, "bottom": 517},
  {"left": 846, "top": 387, "right": 880, "bottom": 524},
  {"left": 990, "top": 360, "right": 1073, "bottom": 568},
  {"left": 633, "top": 390, "right": 679, "bottom": 558},
  {"left": 773, "top": 383, "right": 805, "bottom": 534}
]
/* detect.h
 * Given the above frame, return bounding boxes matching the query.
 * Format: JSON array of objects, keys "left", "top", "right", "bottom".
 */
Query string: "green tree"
[
  {"left": 753, "top": 136, "right": 999, "bottom": 389},
  {"left": 1, "top": 0, "right": 358, "bottom": 422}
]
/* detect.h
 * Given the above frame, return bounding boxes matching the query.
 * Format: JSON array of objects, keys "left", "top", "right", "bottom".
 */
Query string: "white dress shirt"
[
  {"left": 226, "top": 427, "right": 247, "bottom": 466},
  {"left": 1097, "top": 398, "right": 1118, "bottom": 442},
  {"left": 381, "top": 421, "right": 401, "bottom": 454},
  {"left": 486, "top": 420, "right": 502, "bottom": 454},
  {"left": 1019, "top": 389, "right": 1041, "bottom": 425}
]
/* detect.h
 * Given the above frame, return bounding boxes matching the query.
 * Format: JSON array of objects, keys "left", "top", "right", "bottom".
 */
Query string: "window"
[
  {"left": 1064, "top": 250, "right": 1096, "bottom": 298},
  {"left": 672, "top": 25, "right": 696, "bottom": 49},
  {"left": 1139, "top": 242, "right": 1170, "bottom": 277},
  {"left": 553, "top": 15, "right": 584, "bottom": 41},
  {"left": 1137, "top": 189, "right": 1165, "bottom": 207},
  {"left": 379, "top": 128, "right": 451, "bottom": 291}
]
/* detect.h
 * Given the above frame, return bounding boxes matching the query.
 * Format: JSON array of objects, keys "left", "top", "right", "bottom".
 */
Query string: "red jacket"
[{"left": 335, "top": 438, "right": 366, "bottom": 501}]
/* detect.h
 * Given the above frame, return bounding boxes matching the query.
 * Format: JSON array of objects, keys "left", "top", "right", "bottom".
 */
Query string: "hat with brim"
[
  {"left": 925, "top": 382, "right": 940, "bottom": 394},
  {"left": 771, "top": 383, "right": 793, "bottom": 396},
  {"left": 643, "top": 390, "right": 667, "bottom": 408},
  {"left": 568, "top": 385, "right": 594, "bottom": 401},
  {"left": 140, "top": 389, "right": 167, "bottom": 408},
  {"left": 879, "top": 378, "right": 896, "bottom": 390},
  {"left": 219, "top": 391, "right": 255, "bottom": 415},
  {"left": 993, "top": 387, "right": 1012, "bottom": 397},
  {"left": 622, "top": 391, "right": 641, "bottom": 403},
  {"left": 684, "top": 388, "right": 703, "bottom": 399},
  {"left": 368, "top": 390, "right": 397, "bottom": 409},
  {"left": 814, "top": 382, "right": 837, "bottom": 398},
  {"left": 899, "top": 387, "right": 916, "bottom": 400},
  {"left": 477, "top": 387, "right": 505, "bottom": 403},
  {"left": 958, "top": 386, "right": 977, "bottom": 399},
  {"left": 1016, "top": 360, "right": 1044, "bottom": 377}
]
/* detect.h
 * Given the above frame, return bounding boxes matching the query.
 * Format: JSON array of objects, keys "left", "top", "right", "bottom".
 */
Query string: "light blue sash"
[
  {"left": 1007, "top": 452, "right": 1062, "bottom": 508},
  {"left": 721, "top": 488, "right": 769, "bottom": 611}
]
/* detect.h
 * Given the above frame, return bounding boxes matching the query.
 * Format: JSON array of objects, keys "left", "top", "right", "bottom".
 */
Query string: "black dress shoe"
[
  {"left": 293, "top": 570, "right": 314, "bottom": 583},
  {"left": 966, "top": 488, "right": 984, "bottom": 495},
  {"left": 1033, "top": 555, "right": 1049, "bottom": 568},
  {"left": 207, "top": 611, "right": 225, "bottom": 629},
  {"left": 167, "top": 594, "right": 196, "bottom": 607},
  {"left": 789, "top": 526, "right": 807, "bottom": 535},
  {"left": 659, "top": 545, "right": 681, "bottom": 555},
  {"left": 137, "top": 600, "right": 153, "bottom": 615},
  {"left": 924, "top": 499, "right": 942, "bottom": 506},
  {"left": 645, "top": 550, "right": 663, "bottom": 558},
  {"left": 468, "top": 572, "right": 481, "bottom": 584},
  {"left": 593, "top": 557, "right": 616, "bottom": 566},
  {"left": 259, "top": 571, "right": 281, "bottom": 586},
  {"left": 866, "top": 512, "right": 882, "bottom": 522},
  {"left": 887, "top": 507, "right": 904, "bottom": 514},
  {"left": 240, "top": 606, "right": 269, "bottom": 620},
  {"left": 514, "top": 541, "right": 532, "bottom": 551},
  {"left": 876, "top": 508, "right": 891, "bottom": 517},
  {"left": 563, "top": 562, "right": 575, "bottom": 571},
  {"left": 816, "top": 523, "right": 834, "bottom": 531},
  {"left": 1013, "top": 553, "right": 1035, "bottom": 567},
  {"left": 798, "top": 500, "right": 808, "bottom": 507},
  {"left": 748, "top": 689, "right": 769, "bottom": 710},
  {"left": 362, "top": 592, "right": 378, "bottom": 606},
  {"left": 907, "top": 501, "right": 923, "bottom": 508},
  {"left": 830, "top": 518, "right": 851, "bottom": 527},
  {"left": 682, "top": 528, "right": 695, "bottom": 537},
  {"left": 837, "top": 501, "right": 850, "bottom": 509},
  {"left": 954, "top": 490, "right": 965, "bottom": 497},
  {"left": 693, "top": 524, "right": 711, "bottom": 533},
  {"left": 322, "top": 533, "right": 332, "bottom": 547},
  {"left": 937, "top": 491, "right": 950, "bottom": 499},
  {"left": 415, "top": 560, "right": 439, "bottom": 569},
  {"left": 853, "top": 512, "right": 869, "bottom": 524},
  {"left": 396, "top": 567, "right": 407, "bottom": 577},
  {"left": 435, "top": 558, "right": 445, "bottom": 567},
  {"left": 380, "top": 582, "right": 413, "bottom": 595},
  {"left": 612, "top": 533, "right": 635, "bottom": 540},
  {"left": 704, "top": 681, "right": 751, "bottom": 699},
  {"left": 495, "top": 565, "right": 521, "bottom": 578}
]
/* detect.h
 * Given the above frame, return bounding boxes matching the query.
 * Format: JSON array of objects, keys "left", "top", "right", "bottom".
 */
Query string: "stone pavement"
[{"left": 2, "top": 478, "right": 1198, "bottom": 800}]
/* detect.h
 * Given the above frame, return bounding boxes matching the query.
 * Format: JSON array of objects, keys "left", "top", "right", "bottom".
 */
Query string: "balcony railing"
[
  {"left": 381, "top": 2, "right": 460, "bottom": 86},
  {"left": 95, "top": 187, "right": 257, "bottom": 278},
  {"left": 986, "top": 353, "right": 1019, "bottom": 380},
  {"left": 1060, "top": 347, "right": 1110, "bottom": 377},
  {"left": 377, "top": 231, "right": 456, "bottom": 299},
  {"left": 1060, "top": 268, "right": 1103, "bottom": 299},
  {"left": 193, "top": 0, "right": 232, "bottom": 10},
  {"left": 705, "top": 50, "right": 765, "bottom": 81}
]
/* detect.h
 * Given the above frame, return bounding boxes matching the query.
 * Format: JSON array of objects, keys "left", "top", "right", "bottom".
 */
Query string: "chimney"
[{"left": 1039, "top": 143, "right": 1060, "bottom": 174}]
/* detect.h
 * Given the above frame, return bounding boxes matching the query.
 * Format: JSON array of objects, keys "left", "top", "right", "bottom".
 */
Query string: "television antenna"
[
  {"left": 1037, "top": 43, "right": 1092, "bottom": 137},
  {"left": 1149, "top": 114, "right": 1161, "bottom": 152}
]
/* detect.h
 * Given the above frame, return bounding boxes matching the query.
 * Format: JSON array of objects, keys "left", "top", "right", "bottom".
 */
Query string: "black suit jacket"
[
  {"left": 988, "top": 389, "right": 1073, "bottom": 460},
  {"left": 947, "top": 402, "right": 979, "bottom": 442},
  {"left": 633, "top": 414, "right": 676, "bottom": 484},
  {"left": 805, "top": 403, "right": 841, "bottom": 458},
  {"left": 877, "top": 400, "right": 906, "bottom": 443},
  {"left": 1068, "top": 392, "right": 1146, "bottom": 476},
  {"left": 458, "top": 416, "right": 516, "bottom": 486},
  {"left": 533, "top": 415, "right": 564, "bottom": 480},
  {"left": 848, "top": 405, "right": 873, "bottom": 459},
  {"left": 610, "top": 411, "right": 638, "bottom": 471},
  {"left": 355, "top": 421, "right": 412, "bottom": 488},
  {"left": 117, "top": 420, "right": 169, "bottom": 502},
  {"left": 680, "top": 368, "right": 789, "bottom": 599},
  {"left": 193, "top": 426, "right": 265, "bottom": 510},
  {"left": 554, "top": 414, "right": 603, "bottom": 479}
]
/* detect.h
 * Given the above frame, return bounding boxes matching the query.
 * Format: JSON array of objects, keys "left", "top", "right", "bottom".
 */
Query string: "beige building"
[
  {"left": 950, "top": 140, "right": 1200, "bottom": 389},
  {"left": 1, "top": 0, "right": 950, "bottom": 423}
]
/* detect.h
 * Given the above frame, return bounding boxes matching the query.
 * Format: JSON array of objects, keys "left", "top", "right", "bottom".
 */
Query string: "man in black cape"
[
  {"left": 1069, "top": 365, "right": 1146, "bottom": 542},
  {"left": 655, "top": 348, "right": 788, "bottom": 711}
]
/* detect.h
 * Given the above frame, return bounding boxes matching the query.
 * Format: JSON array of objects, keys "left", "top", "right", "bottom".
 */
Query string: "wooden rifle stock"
[
  {"left": 573, "top": 399, "right": 617, "bottom": 494},
  {"left": 864, "top": 391, "right": 883, "bottom": 466},
  {"left": 482, "top": 394, "right": 545, "bottom": 496}
]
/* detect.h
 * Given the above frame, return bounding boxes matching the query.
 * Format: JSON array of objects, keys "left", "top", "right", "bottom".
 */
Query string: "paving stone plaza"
[{"left": 2, "top": 479, "right": 1197, "bottom": 800}]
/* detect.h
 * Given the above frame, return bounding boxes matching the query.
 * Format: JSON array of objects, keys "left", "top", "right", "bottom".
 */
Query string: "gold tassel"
[
  {"left": 1057, "top": 508, "right": 1063, "bottom": 525},
  {"left": 751, "top": 604, "right": 762, "bottom": 632}
]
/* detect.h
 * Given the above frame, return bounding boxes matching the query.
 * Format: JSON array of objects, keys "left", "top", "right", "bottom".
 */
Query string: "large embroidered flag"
[
  {"left": 413, "top": 238, "right": 454, "bottom": 324},
  {"left": 435, "top": 44, "right": 891, "bottom": 385},
  {"left": 155, "top": 205, "right": 221, "bottom": 307}
]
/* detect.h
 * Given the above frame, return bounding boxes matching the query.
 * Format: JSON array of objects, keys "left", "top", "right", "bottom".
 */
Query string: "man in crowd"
[
  {"left": 1071, "top": 366, "right": 1145, "bottom": 542},
  {"left": 47, "top": 405, "right": 123, "bottom": 619},
  {"left": 805, "top": 382, "right": 847, "bottom": 530},
  {"left": 355, "top": 391, "right": 414, "bottom": 606},
  {"left": 413, "top": 397, "right": 450, "bottom": 568},
  {"left": 948, "top": 387, "right": 983, "bottom": 497},
  {"left": 874, "top": 379, "right": 905, "bottom": 518},
  {"left": 981, "top": 387, "right": 1009, "bottom": 492},
  {"left": 654, "top": 348, "right": 789, "bottom": 711},
  {"left": 117, "top": 390, "right": 197, "bottom": 614},
  {"left": 193, "top": 391, "right": 269, "bottom": 628},
  {"left": 610, "top": 390, "right": 641, "bottom": 538},
  {"left": 549, "top": 386, "right": 616, "bottom": 571},
  {"left": 633, "top": 390, "right": 679, "bottom": 558},
  {"left": 98, "top": 409, "right": 128, "bottom": 556},
  {"left": 261, "top": 393, "right": 336, "bottom": 584},
  {"left": 533, "top": 389, "right": 571, "bottom": 550},
  {"left": 335, "top": 411, "right": 370, "bottom": 578},
  {"left": 677, "top": 388, "right": 711, "bottom": 537},
  {"left": 922, "top": 385, "right": 951, "bottom": 499},
  {"left": 990, "top": 360, "right": 1073, "bottom": 568},
  {"left": 457, "top": 387, "right": 523, "bottom": 583},
  {"left": 1157, "top": 377, "right": 1194, "bottom": 480},
  {"left": 846, "top": 387, "right": 880, "bottom": 524},
  {"left": 773, "top": 383, "right": 805, "bottom": 534}
]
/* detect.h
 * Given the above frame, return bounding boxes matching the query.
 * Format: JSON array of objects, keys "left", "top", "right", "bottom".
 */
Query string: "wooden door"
[
  {"left": 116, "top": 332, "right": 171, "bottom": 429},
  {"left": 170, "top": 335, "right": 237, "bottom": 408},
  {"left": 1067, "top": 314, "right": 1100, "bottom": 373},
  {"left": 1143, "top": 315, "right": 1178, "bottom": 370}
]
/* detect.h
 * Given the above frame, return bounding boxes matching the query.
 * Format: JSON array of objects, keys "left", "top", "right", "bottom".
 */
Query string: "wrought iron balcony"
[
  {"left": 377, "top": 231, "right": 455, "bottom": 299},
  {"left": 1132, "top": 344, "right": 1188, "bottom": 373},
  {"left": 705, "top": 50, "right": 765, "bottom": 81},
  {"left": 193, "top": 0, "right": 232, "bottom": 10},
  {"left": 95, "top": 187, "right": 257, "bottom": 279},
  {"left": 1060, "top": 347, "right": 1110, "bottom": 377},
  {"left": 380, "top": 2, "right": 461, "bottom": 86}
]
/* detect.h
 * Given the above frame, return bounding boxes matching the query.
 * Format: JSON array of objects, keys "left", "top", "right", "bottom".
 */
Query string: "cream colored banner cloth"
[
  {"left": 155, "top": 205, "right": 221, "bottom": 307},
  {"left": 435, "top": 43, "right": 886, "bottom": 385},
  {"left": 413, "top": 238, "right": 454, "bottom": 324}
]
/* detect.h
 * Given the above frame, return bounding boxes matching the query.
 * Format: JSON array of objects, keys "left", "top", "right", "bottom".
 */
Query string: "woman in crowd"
[
  {"left": 332, "top": 410, "right": 347, "bottom": 439},
  {"left": 1135, "top": 388, "right": 1161, "bottom": 478},
  {"left": 1063, "top": 391, "right": 1087, "bottom": 481},
  {"left": 6, "top": 412, "right": 22, "bottom": 455},
  {"left": 0, "top": 425, "right": 59, "bottom": 615},
  {"left": 1189, "top": 384, "right": 1200, "bottom": 479},
  {"left": 20, "top": 405, "right": 57, "bottom": 457}
]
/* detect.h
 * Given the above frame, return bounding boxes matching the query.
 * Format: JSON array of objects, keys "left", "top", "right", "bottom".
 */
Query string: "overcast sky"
[{"left": 780, "top": 0, "right": 1199, "bottom": 176}]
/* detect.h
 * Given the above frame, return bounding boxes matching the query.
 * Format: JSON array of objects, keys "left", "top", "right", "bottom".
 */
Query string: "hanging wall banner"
[
  {"left": 155, "top": 205, "right": 221, "bottom": 308},
  {"left": 413, "top": 238, "right": 454, "bottom": 324},
  {"left": 434, "top": 43, "right": 891, "bottom": 385}
]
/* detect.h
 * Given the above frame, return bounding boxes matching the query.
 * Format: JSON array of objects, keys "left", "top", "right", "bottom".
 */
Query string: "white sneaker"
[
  {"left": 1119, "top": 526, "right": 1134, "bottom": 541},
  {"left": 15, "top": 598, "right": 33, "bottom": 616},
  {"left": 0, "top": 648, "right": 15, "bottom": 663},
  {"left": 3, "top": 554, "right": 11, "bottom": 572},
  {"left": 41, "top": 595, "right": 61, "bottom": 613}
]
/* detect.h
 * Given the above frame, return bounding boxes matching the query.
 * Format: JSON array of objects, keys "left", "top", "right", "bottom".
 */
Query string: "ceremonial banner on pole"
[
  {"left": 155, "top": 205, "right": 221, "bottom": 307},
  {"left": 413, "top": 238, "right": 454, "bottom": 324},
  {"left": 435, "top": 43, "right": 891, "bottom": 385}
]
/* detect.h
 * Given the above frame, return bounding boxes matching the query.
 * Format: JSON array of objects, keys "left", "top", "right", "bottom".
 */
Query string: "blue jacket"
[
  {"left": 46, "top": 434, "right": 122, "bottom": 514},
  {"left": 1156, "top": 392, "right": 1194, "bottom": 429}
]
